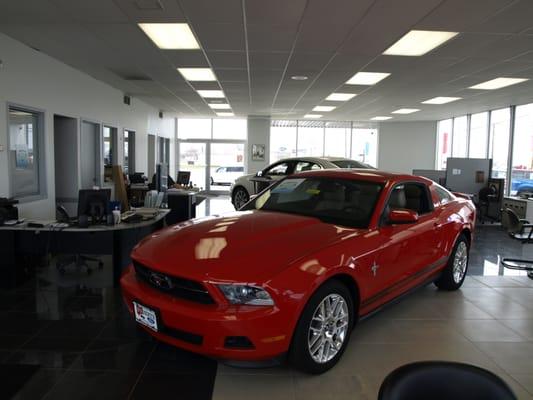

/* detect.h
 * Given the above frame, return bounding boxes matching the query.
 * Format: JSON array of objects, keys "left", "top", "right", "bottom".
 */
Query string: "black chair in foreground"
[{"left": 378, "top": 361, "right": 517, "bottom": 400}]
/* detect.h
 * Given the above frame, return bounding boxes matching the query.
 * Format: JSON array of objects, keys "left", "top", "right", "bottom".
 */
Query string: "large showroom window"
[
  {"left": 468, "top": 112, "right": 488, "bottom": 158},
  {"left": 511, "top": 103, "right": 533, "bottom": 195},
  {"left": 177, "top": 118, "right": 212, "bottom": 140},
  {"left": 488, "top": 108, "right": 511, "bottom": 181},
  {"left": 270, "top": 120, "right": 378, "bottom": 167},
  {"left": 177, "top": 118, "right": 247, "bottom": 193},
  {"left": 452, "top": 116, "right": 468, "bottom": 158},
  {"left": 297, "top": 121, "right": 324, "bottom": 157},
  {"left": 270, "top": 120, "right": 298, "bottom": 162},
  {"left": 436, "top": 119, "right": 452, "bottom": 170},
  {"left": 324, "top": 122, "right": 351, "bottom": 158},
  {"left": 352, "top": 128, "right": 378, "bottom": 166}
]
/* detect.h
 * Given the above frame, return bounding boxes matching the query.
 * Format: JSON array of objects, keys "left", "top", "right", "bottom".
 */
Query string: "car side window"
[
  {"left": 295, "top": 162, "right": 321, "bottom": 172},
  {"left": 382, "top": 182, "right": 432, "bottom": 224},
  {"left": 435, "top": 186, "right": 453, "bottom": 205},
  {"left": 403, "top": 183, "right": 432, "bottom": 214},
  {"left": 216, "top": 167, "right": 225, "bottom": 173},
  {"left": 265, "top": 162, "right": 291, "bottom": 176}
]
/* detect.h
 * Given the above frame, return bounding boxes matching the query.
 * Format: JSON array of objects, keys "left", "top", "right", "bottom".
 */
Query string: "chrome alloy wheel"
[
  {"left": 453, "top": 241, "right": 468, "bottom": 283},
  {"left": 233, "top": 189, "right": 249, "bottom": 209},
  {"left": 307, "top": 294, "right": 349, "bottom": 364}
]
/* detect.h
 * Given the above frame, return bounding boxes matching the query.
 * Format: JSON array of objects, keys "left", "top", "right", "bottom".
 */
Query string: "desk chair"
[
  {"left": 501, "top": 207, "right": 533, "bottom": 280},
  {"left": 501, "top": 208, "right": 533, "bottom": 243},
  {"left": 54, "top": 205, "right": 104, "bottom": 275},
  {"left": 378, "top": 361, "right": 516, "bottom": 400},
  {"left": 56, "top": 254, "right": 103, "bottom": 276}
]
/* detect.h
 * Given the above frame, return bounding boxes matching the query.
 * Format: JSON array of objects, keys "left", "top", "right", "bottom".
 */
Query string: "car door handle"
[{"left": 434, "top": 222, "right": 443, "bottom": 229}]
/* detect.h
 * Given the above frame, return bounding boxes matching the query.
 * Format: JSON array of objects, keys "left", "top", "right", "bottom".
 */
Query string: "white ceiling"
[{"left": 2, "top": 0, "right": 533, "bottom": 121}]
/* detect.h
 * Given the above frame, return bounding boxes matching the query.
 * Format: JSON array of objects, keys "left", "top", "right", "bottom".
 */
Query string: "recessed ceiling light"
[
  {"left": 291, "top": 75, "right": 308, "bottom": 81},
  {"left": 346, "top": 72, "right": 390, "bottom": 85},
  {"left": 197, "top": 90, "right": 225, "bottom": 98},
  {"left": 392, "top": 108, "right": 420, "bottom": 114},
  {"left": 422, "top": 96, "right": 462, "bottom": 104},
  {"left": 177, "top": 68, "right": 216, "bottom": 81},
  {"left": 208, "top": 103, "right": 231, "bottom": 109},
  {"left": 138, "top": 23, "right": 200, "bottom": 49},
  {"left": 304, "top": 114, "right": 323, "bottom": 119},
  {"left": 371, "top": 116, "right": 392, "bottom": 121},
  {"left": 469, "top": 77, "right": 529, "bottom": 90},
  {"left": 313, "top": 106, "right": 336, "bottom": 112},
  {"left": 383, "top": 30, "right": 458, "bottom": 56},
  {"left": 216, "top": 112, "right": 234, "bottom": 117},
  {"left": 326, "top": 93, "right": 356, "bottom": 101}
]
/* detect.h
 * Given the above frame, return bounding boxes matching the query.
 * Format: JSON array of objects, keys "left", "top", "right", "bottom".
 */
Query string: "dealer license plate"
[{"left": 133, "top": 302, "right": 158, "bottom": 332}]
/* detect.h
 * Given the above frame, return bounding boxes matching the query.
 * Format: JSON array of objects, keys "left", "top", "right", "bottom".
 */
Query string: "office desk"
[
  {"left": 503, "top": 196, "right": 533, "bottom": 222},
  {"left": 0, "top": 210, "right": 168, "bottom": 288}
]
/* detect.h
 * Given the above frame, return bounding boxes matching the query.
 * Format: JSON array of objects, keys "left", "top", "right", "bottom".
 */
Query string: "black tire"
[
  {"left": 434, "top": 234, "right": 469, "bottom": 291},
  {"left": 232, "top": 187, "right": 250, "bottom": 210},
  {"left": 289, "top": 280, "right": 354, "bottom": 374}
]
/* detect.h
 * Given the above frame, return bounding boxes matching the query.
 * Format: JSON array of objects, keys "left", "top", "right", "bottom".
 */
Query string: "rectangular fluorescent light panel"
[
  {"left": 326, "top": 93, "right": 356, "bottom": 101},
  {"left": 313, "top": 106, "right": 336, "bottom": 112},
  {"left": 197, "top": 90, "right": 225, "bottom": 98},
  {"left": 178, "top": 68, "right": 216, "bottom": 81},
  {"left": 469, "top": 77, "right": 529, "bottom": 90},
  {"left": 209, "top": 103, "right": 231, "bottom": 109},
  {"left": 346, "top": 72, "right": 390, "bottom": 85},
  {"left": 217, "top": 112, "right": 234, "bottom": 117},
  {"left": 371, "top": 116, "right": 392, "bottom": 121},
  {"left": 304, "top": 114, "right": 322, "bottom": 119},
  {"left": 392, "top": 108, "right": 420, "bottom": 114},
  {"left": 384, "top": 30, "right": 458, "bottom": 56},
  {"left": 422, "top": 96, "right": 462, "bottom": 104},
  {"left": 138, "top": 23, "right": 200, "bottom": 49}
]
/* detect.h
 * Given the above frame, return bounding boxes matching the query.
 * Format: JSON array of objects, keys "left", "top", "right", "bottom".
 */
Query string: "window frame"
[{"left": 6, "top": 102, "right": 47, "bottom": 202}]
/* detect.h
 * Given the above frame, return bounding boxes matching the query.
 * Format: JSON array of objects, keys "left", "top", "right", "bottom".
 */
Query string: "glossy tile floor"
[{"left": 2, "top": 200, "right": 533, "bottom": 399}]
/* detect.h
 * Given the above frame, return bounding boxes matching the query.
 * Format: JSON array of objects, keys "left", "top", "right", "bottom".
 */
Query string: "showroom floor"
[{"left": 1, "top": 198, "right": 533, "bottom": 399}]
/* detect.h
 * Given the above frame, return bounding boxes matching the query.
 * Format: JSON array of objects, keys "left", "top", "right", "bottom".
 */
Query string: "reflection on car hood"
[{"left": 131, "top": 210, "right": 364, "bottom": 283}]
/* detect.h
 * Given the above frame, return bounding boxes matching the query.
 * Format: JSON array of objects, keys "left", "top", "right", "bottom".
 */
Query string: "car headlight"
[{"left": 217, "top": 284, "right": 274, "bottom": 306}]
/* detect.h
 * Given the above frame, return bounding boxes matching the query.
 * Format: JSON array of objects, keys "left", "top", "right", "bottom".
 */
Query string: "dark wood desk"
[{"left": 0, "top": 211, "right": 168, "bottom": 288}]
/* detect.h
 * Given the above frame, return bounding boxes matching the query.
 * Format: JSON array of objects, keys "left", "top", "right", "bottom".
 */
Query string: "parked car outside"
[
  {"left": 121, "top": 169, "right": 475, "bottom": 373},
  {"left": 211, "top": 166, "right": 245, "bottom": 186},
  {"left": 230, "top": 157, "right": 374, "bottom": 209}
]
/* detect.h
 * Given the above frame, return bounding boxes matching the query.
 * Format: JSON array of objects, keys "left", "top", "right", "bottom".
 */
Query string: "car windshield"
[
  {"left": 330, "top": 160, "right": 373, "bottom": 169},
  {"left": 244, "top": 177, "right": 383, "bottom": 228}
]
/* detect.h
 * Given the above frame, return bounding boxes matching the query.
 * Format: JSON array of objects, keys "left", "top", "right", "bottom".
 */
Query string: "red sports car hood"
[{"left": 131, "top": 210, "right": 364, "bottom": 283}]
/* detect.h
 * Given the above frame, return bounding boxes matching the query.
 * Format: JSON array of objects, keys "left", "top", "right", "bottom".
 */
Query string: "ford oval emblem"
[{"left": 149, "top": 272, "right": 174, "bottom": 290}]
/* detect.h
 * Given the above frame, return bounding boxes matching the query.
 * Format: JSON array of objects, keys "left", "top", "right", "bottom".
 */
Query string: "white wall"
[
  {"left": 0, "top": 33, "right": 175, "bottom": 219},
  {"left": 246, "top": 117, "right": 270, "bottom": 174},
  {"left": 378, "top": 121, "right": 437, "bottom": 174}
]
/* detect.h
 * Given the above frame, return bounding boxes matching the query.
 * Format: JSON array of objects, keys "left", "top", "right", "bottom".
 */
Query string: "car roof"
[
  {"left": 274, "top": 156, "right": 352, "bottom": 163},
  {"left": 288, "top": 168, "right": 433, "bottom": 185}
]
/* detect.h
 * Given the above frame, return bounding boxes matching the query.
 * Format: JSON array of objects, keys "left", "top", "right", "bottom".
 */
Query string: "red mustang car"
[{"left": 121, "top": 170, "right": 475, "bottom": 373}]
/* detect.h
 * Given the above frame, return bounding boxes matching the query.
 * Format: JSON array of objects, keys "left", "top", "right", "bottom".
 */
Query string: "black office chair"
[
  {"left": 477, "top": 186, "right": 496, "bottom": 224},
  {"left": 501, "top": 208, "right": 533, "bottom": 243},
  {"left": 54, "top": 205, "right": 104, "bottom": 275},
  {"left": 378, "top": 361, "right": 517, "bottom": 400}
]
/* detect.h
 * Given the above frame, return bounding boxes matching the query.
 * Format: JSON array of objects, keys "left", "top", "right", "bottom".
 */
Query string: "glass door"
[
  {"left": 179, "top": 142, "right": 207, "bottom": 190},
  {"left": 209, "top": 142, "right": 245, "bottom": 193}
]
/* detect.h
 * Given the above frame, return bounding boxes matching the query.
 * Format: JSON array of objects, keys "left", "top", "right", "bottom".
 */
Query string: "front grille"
[{"left": 133, "top": 260, "right": 215, "bottom": 305}]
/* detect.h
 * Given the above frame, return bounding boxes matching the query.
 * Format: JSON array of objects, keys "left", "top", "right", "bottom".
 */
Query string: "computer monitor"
[
  {"left": 77, "top": 189, "right": 111, "bottom": 224},
  {"left": 177, "top": 171, "right": 191, "bottom": 186},
  {"left": 156, "top": 164, "right": 168, "bottom": 192}
]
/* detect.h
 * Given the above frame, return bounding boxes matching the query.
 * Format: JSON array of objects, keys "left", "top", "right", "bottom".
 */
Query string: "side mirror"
[{"left": 388, "top": 209, "right": 419, "bottom": 224}]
